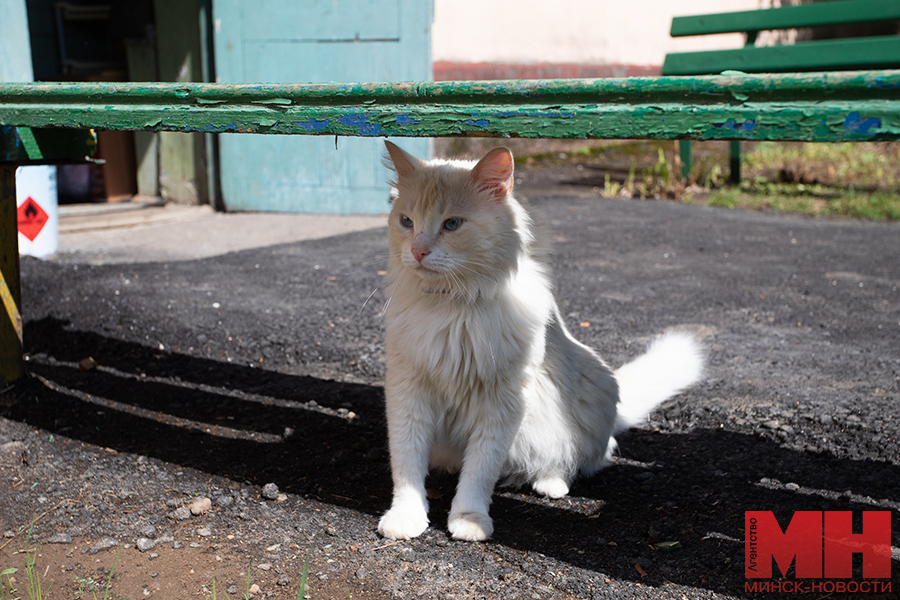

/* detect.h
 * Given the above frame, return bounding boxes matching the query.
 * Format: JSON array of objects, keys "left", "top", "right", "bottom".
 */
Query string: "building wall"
[
  {"left": 432, "top": 0, "right": 763, "bottom": 78},
  {"left": 2, "top": 0, "right": 34, "bottom": 82}
]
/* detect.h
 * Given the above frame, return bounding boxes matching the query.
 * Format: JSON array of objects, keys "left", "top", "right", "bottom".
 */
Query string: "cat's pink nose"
[{"left": 412, "top": 246, "right": 430, "bottom": 262}]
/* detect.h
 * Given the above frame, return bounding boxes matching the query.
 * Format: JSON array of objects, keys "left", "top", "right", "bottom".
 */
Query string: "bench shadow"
[
  {"left": 5, "top": 317, "right": 899, "bottom": 597},
  {"left": 10, "top": 316, "right": 393, "bottom": 510},
  {"left": 487, "top": 427, "right": 900, "bottom": 595}
]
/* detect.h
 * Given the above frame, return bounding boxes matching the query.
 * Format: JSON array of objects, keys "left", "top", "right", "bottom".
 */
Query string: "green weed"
[
  {"left": 70, "top": 545, "right": 119, "bottom": 600},
  {"left": 1, "top": 567, "right": 18, "bottom": 600},
  {"left": 95, "top": 546, "right": 120, "bottom": 600},
  {"left": 0, "top": 521, "right": 47, "bottom": 600},
  {"left": 297, "top": 553, "right": 310, "bottom": 600},
  {"left": 21, "top": 522, "right": 46, "bottom": 600}
]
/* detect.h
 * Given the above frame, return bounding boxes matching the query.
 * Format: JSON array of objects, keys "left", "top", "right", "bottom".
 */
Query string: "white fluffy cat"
[{"left": 377, "top": 141, "right": 704, "bottom": 542}]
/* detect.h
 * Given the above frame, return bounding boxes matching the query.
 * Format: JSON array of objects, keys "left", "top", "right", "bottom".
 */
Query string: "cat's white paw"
[
  {"left": 532, "top": 476, "right": 569, "bottom": 499},
  {"left": 448, "top": 511, "right": 493, "bottom": 541},
  {"left": 377, "top": 508, "right": 429, "bottom": 540}
]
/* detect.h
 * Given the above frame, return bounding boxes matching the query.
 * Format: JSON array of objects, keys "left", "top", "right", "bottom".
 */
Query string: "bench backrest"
[
  {"left": 670, "top": 0, "right": 900, "bottom": 38},
  {"left": 663, "top": 0, "right": 900, "bottom": 76}
]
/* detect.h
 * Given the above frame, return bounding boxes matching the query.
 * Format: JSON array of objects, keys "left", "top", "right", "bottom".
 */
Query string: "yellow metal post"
[{"left": 0, "top": 165, "right": 23, "bottom": 383}]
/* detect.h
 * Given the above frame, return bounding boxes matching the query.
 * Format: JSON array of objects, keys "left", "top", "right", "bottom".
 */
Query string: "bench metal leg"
[
  {"left": 679, "top": 140, "right": 692, "bottom": 181},
  {"left": 1, "top": 165, "right": 23, "bottom": 383},
  {"left": 729, "top": 140, "right": 741, "bottom": 184}
]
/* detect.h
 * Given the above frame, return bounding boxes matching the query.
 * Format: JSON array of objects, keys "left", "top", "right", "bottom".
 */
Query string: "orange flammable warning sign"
[{"left": 18, "top": 196, "right": 49, "bottom": 242}]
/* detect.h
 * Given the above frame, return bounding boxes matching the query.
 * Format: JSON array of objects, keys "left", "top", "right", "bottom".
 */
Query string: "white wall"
[{"left": 432, "top": 0, "right": 762, "bottom": 66}]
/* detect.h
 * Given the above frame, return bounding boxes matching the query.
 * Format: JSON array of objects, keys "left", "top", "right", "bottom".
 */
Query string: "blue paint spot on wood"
[
  {"left": 869, "top": 77, "right": 900, "bottom": 89},
  {"left": 395, "top": 114, "right": 420, "bottom": 126},
  {"left": 844, "top": 112, "right": 881, "bottom": 134},
  {"left": 714, "top": 119, "right": 757, "bottom": 131},
  {"left": 462, "top": 119, "right": 490, "bottom": 127},
  {"left": 337, "top": 114, "right": 381, "bottom": 135},
  {"left": 296, "top": 118, "right": 329, "bottom": 131},
  {"left": 527, "top": 111, "right": 575, "bottom": 119}
]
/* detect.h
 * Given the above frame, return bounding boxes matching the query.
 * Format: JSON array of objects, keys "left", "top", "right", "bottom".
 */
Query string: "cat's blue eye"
[
  {"left": 443, "top": 218, "right": 463, "bottom": 231},
  {"left": 400, "top": 215, "right": 414, "bottom": 228}
]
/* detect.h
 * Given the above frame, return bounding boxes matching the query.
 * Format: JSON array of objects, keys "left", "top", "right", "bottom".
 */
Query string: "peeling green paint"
[{"left": 1, "top": 70, "right": 899, "bottom": 142}]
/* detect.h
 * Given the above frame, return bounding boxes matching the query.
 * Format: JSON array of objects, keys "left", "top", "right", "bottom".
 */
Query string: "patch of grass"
[
  {"left": 485, "top": 138, "right": 900, "bottom": 221},
  {"left": 1, "top": 567, "right": 19, "bottom": 600},
  {"left": 15, "top": 522, "right": 48, "bottom": 600},
  {"left": 597, "top": 148, "right": 681, "bottom": 200},
  {"left": 2, "top": 524, "right": 122, "bottom": 600},
  {"left": 0, "top": 534, "right": 43, "bottom": 600},
  {"left": 687, "top": 141, "right": 900, "bottom": 220},
  {"left": 744, "top": 141, "right": 900, "bottom": 190},
  {"left": 697, "top": 181, "right": 900, "bottom": 221},
  {"left": 70, "top": 546, "right": 119, "bottom": 600}
]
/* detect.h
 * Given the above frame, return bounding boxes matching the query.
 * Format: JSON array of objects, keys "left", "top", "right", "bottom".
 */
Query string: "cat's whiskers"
[
  {"left": 360, "top": 255, "right": 408, "bottom": 324},
  {"left": 356, "top": 283, "right": 386, "bottom": 322},
  {"left": 379, "top": 266, "right": 409, "bottom": 323},
  {"left": 341, "top": 253, "right": 391, "bottom": 277},
  {"left": 446, "top": 269, "right": 476, "bottom": 304},
  {"left": 339, "top": 251, "right": 394, "bottom": 322},
  {"left": 380, "top": 294, "right": 392, "bottom": 321},
  {"left": 455, "top": 260, "right": 503, "bottom": 285},
  {"left": 453, "top": 262, "right": 505, "bottom": 300}
]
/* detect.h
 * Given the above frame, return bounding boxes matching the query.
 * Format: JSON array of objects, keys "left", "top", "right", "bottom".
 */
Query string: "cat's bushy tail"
[{"left": 613, "top": 331, "right": 704, "bottom": 432}]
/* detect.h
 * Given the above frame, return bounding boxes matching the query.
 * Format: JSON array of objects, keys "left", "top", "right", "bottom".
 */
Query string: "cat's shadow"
[{"left": 7, "top": 317, "right": 899, "bottom": 595}]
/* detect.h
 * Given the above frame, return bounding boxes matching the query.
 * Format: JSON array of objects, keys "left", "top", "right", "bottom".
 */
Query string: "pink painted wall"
[{"left": 432, "top": 0, "right": 764, "bottom": 79}]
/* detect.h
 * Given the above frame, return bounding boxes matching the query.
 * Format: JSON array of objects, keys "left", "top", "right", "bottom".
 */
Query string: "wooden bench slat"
[
  {"left": 2, "top": 72, "right": 899, "bottom": 143},
  {"left": 663, "top": 35, "right": 900, "bottom": 76},
  {"left": 670, "top": 0, "right": 900, "bottom": 37}
]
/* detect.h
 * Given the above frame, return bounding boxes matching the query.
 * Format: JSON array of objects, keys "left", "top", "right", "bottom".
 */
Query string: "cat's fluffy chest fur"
[
  {"left": 385, "top": 246, "right": 562, "bottom": 477},
  {"left": 377, "top": 142, "right": 703, "bottom": 542},
  {"left": 386, "top": 250, "right": 552, "bottom": 389}
]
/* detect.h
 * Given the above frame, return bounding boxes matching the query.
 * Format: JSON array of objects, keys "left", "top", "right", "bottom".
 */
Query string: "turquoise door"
[{"left": 213, "top": 0, "right": 432, "bottom": 213}]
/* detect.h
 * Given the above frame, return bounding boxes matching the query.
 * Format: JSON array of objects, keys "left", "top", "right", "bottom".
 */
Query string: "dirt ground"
[{"left": 1, "top": 162, "right": 899, "bottom": 599}]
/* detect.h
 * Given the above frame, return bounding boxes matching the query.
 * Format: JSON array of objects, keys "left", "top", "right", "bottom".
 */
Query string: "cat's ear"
[
  {"left": 471, "top": 147, "right": 514, "bottom": 201},
  {"left": 384, "top": 140, "right": 421, "bottom": 179}
]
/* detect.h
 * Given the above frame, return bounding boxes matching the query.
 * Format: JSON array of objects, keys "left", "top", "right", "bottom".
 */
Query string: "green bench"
[
  {"left": 663, "top": 0, "right": 900, "bottom": 182},
  {"left": 2, "top": 70, "right": 900, "bottom": 382}
]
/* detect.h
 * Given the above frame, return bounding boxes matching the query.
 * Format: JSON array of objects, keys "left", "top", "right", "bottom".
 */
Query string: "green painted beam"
[
  {"left": 670, "top": 0, "right": 900, "bottom": 37},
  {"left": 1, "top": 71, "right": 899, "bottom": 142},
  {"left": 662, "top": 36, "right": 900, "bottom": 76}
]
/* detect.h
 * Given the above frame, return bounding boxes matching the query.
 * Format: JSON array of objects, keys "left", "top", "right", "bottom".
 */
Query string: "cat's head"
[{"left": 384, "top": 141, "right": 530, "bottom": 300}]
